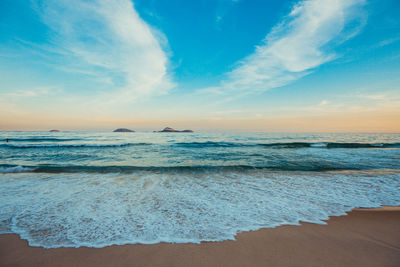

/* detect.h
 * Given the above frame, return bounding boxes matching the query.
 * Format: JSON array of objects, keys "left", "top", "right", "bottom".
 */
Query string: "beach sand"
[{"left": 0, "top": 207, "right": 399, "bottom": 267}]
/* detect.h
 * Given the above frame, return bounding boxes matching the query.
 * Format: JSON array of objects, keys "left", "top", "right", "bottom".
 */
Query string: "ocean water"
[{"left": 0, "top": 131, "right": 399, "bottom": 248}]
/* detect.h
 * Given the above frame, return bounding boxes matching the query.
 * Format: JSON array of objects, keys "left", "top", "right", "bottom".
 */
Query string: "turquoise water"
[{"left": 0, "top": 131, "right": 399, "bottom": 247}]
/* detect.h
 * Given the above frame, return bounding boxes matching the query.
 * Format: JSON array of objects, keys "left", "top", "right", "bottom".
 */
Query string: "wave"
[
  {"left": 2, "top": 140, "right": 399, "bottom": 149},
  {"left": 3, "top": 138, "right": 81, "bottom": 142},
  {"left": 0, "top": 142, "right": 152, "bottom": 148},
  {"left": 0, "top": 165, "right": 35, "bottom": 173},
  {"left": 259, "top": 142, "right": 400, "bottom": 148},
  {"left": 0, "top": 163, "right": 375, "bottom": 174},
  {"left": 175, "top": 141, "right": 400, "bottom": 149},
  {"left": 175, "top": 141, "right": 246, "bottom": 148},
  {"left": 1, "top": 168, "right": 399, "bottom": 248}
]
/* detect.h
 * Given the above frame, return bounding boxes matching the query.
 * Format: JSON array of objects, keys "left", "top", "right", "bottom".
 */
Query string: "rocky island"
[
  {"left": 113, "top": 128, "right": 135, "bottom": 132},
  {"left": 157, "top": 127, "right": 193, "bottom": 133}
]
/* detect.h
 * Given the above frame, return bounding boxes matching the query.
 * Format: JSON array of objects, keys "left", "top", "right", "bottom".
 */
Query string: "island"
[
  {"left": 49, "top": 129, "right": 60, "bottom": 132},
  {"left": 113, "top": 128, "right": 135, "bottom": 132},
  {"left": 157, "top": 127, "right": 194, "bottom": 133}
]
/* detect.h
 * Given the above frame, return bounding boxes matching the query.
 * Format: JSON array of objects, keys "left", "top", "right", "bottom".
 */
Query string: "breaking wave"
[
  {"left": 0, "top": 143, "right": 152, "bottom": 148},
  {"left": 175, "top": 141, "right": 400, "bottom": 149},
  {"left": 0, "top": 170, "right": 399, "bottom": 248}
]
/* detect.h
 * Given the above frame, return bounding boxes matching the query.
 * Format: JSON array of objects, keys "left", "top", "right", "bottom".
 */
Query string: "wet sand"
[{"left": 0, "top": 207, "right": 399, "bottom": 267}]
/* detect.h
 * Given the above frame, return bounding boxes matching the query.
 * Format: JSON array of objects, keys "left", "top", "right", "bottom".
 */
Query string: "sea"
[{"left": 0, "top": 131, "right": 399, "bottom": 248}]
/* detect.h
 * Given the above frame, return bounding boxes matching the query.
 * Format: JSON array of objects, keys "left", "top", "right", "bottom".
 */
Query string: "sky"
[{"left": 0, "top": 0, "right": 399, "bottom": 132}]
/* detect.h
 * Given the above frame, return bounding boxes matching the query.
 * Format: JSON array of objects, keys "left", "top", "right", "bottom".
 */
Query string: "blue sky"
[{"left": 0, "top": 0, "right": 399, "bottom": 131}]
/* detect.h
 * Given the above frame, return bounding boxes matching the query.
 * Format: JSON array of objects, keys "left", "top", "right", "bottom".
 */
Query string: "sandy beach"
[{"left": 0, "top": 207, "right": 399, "bottom": 267}]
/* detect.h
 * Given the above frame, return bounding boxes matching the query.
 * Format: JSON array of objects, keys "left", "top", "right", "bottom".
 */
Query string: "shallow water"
[{"left": 1, "top": 132, "right": 399, "bottom": 248}]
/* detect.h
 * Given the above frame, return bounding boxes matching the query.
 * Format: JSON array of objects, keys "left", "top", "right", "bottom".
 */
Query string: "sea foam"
[
  {"left": 0, "top": 165, "right": 35, "bottom": 173},
  {"left": 0, "top": 169, "right": 399, "bottom": 248}
]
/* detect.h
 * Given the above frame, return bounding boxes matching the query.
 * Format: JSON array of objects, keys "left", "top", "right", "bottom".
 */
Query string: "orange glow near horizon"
[{"left": 1, "top": 108, "right": 399, "bottom": 133}]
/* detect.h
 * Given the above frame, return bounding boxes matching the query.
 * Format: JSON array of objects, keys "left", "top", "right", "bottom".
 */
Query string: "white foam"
[
  {"left": 0, "top": 166, "right": 34, "bottom": 173},
  {"left": 311, "top": 143, "right": 328, "bottom": 148},
  {"left": 0, "top": 170, "right": 399, "bottom": 248},
  {"left": 3, "top": 143, "right": 133, "bottom": 148}
]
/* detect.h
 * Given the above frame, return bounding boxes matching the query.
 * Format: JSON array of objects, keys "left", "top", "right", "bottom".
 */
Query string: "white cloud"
[
  {"left": 377, "top": 37, "right": 400, "bottom": 47},
  {"left": 318, "top": 100, "right": 328, "bottom": 106},
  {"left": 33, "top": 0, "right": 173, "bottom": 102},
  {"left": 219, "top": 0, "right": 366, "bottom": 94},
  {"left": 3, "top": 86, "right": 61, "bottom": 98}
]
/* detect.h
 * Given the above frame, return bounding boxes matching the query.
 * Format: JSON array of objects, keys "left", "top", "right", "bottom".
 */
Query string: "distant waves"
[
  {"left": 1, "top": 141, "right": 399, "bottom": 149},
  {"left": 0, "top": 142, "right": 151, "bottom": 148}
]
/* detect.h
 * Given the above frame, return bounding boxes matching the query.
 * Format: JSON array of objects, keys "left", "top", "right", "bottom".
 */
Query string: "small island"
[
  {"left": 49, "top": 129, "right": 60, "bottom": 132},
  {"left": 113, "top": 128, "right": 135, "bottom": 132},
  {"left": 157, "top": 127, "right": 193, "bottom": 133}
]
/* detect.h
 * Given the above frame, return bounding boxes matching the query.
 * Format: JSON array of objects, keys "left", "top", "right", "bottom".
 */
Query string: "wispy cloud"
[
  {"left": 32, "top": 0, "right": 174, "bottom": 102},
  {"left": 217, "top": 0, "right": 366, "bottom": 94},
  {"left": 377, "top": 36, "right": 400, "bottom": 47},
  {"left": 215, "top": 0, "right": 240, "bottom": 30},
  {"left": 3, "top": 86, "right": 61, "bottom": 98}
]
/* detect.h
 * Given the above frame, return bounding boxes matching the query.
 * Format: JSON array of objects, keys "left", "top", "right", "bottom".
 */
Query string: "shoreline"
[{"left": 0, "top": 207, "right": 399, "bottom": 267}]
